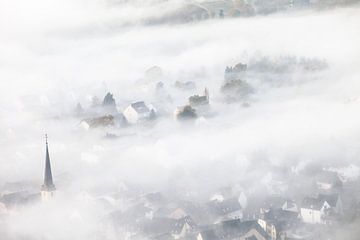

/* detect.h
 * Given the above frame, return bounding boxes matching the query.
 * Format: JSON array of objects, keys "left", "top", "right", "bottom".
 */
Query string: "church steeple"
[{"left": 41, "top": 134, "right": 56, "bottom": 200}]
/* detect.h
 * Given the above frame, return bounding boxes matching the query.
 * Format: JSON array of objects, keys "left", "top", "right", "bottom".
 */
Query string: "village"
[
  {"left": 1, "top": 57, "right": 360, "bottom": 240},
  {"left": 0, "top": 0, "right": 359, "bottom": 238},
  {"left": 75, "top": 55, "right": 328, "bottom": 131},
  {"left": 142, "top": 0, "right": 359, "bottom": 24},
  {"left": 0, "top": 133, "right": 359, "bottom": 240}
]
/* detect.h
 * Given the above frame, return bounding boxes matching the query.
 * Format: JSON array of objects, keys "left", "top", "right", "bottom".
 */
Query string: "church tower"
[{"left": 41, "top": 134, "right": 56, "bottom": 201}]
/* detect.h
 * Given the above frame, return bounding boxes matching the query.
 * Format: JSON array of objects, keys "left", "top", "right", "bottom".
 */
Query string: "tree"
[{"left": 102, "top": 92, "right": 116, "bottom": 107}]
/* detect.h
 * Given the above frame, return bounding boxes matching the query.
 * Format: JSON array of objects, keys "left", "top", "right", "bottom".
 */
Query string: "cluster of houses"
[
  {"left": 148, "top": 0, "right": 357, "bottom": 24},
  {"left": 104, "top": 164, "right": 360, "bottom": 240},
  {"left": 221, "top": 56, "right": 328, "bottom": 103},
  {"left": 1, "top": 129, "right": 360, "bottom": 240},
  {"left": 174, "top": 88, "right": 210, "bottom": 121},
  {"left": 77, "top": 83, "right": 211, "bottom": 129},
  {"left": 1, "top": 161, "right": 359, "bottom": 240},
  {"left": 76, "top": 56, "right": 330, "bottom": 129},
  {"left": 78, "top": 93, "right": 157, "bottom": 129}
]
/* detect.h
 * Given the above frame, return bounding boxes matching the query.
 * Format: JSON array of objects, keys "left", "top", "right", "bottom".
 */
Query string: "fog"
[{"left": 1, "top": 0, "right": 360, "bottom": 239}]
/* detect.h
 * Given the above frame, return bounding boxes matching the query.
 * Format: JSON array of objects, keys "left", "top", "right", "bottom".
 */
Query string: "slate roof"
[
  {"left": 301, "top": 194, "right": 339, "bottom": 210},
  {"left": 318, "top": 194, "right": 339, "bottom": 207},
  {"left": 263, "top": 208, "right": 299, "bottom": 222},
  {"left": 301, "top": 197, "right": 324, "bottom": 210},
  {"left": 189, "top": 95, "right": 209, "bottom": 106},
  {"left": 172, "top": 216, "right": 196, "bottom": 234},
  {"left": 131, "top": 101, "right": 150, "bottom": 114},
  {"left": 261, "top": 209, "right": 300, "bottom": 232}
]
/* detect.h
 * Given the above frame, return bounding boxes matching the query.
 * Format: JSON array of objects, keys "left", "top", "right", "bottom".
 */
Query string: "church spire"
[{"left": 42, "top": 134, "right": 55, "bottom": 192}]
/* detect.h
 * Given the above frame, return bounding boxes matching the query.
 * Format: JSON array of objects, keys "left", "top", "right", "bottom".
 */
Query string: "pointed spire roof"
[{"left": 42, "top": 134, "right": 55, "bottom": 191}]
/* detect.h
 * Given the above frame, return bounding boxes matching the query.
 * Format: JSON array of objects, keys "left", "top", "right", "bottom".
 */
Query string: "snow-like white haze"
[{"left": 1, "top": 0, "right": 360, "bottom": 239}]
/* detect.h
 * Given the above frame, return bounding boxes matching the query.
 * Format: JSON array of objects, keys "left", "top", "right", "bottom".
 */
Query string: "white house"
[
  {"left": 123, "top": 101, "right": 156, "bottom": 124},
  {"left": 300, "top": 194, "right": 342, "bottom": 224}
]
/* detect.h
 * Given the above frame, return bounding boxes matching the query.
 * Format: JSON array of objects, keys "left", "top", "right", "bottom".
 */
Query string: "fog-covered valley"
[{"left": 1, "top": 1, "right": 360, "bottom": 240}]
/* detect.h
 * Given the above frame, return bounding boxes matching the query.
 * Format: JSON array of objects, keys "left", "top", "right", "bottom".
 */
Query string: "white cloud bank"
[{"left": 0, "top": 0, "right": 360, "bottom": 239}]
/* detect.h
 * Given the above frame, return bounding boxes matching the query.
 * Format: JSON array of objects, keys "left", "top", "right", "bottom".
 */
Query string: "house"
[
  {"left": 81, "top": 115, "right": 114, "bottom": 128},
  {"left": 300, "top": 194, "right": 343, "bottom": 225},
  {"left": 81, "top": 113, "right": 127, "bottom": 129},
  {"left": 189, "top": 88, "right": 209, "bottom": 107},
  {"left": 172, "top": 216, "right": 197, "bottom": 239},
  {"left": 197, "top": 219, "right": 269, "bottom": 240},
  {"left": 123, "top": 101, "right": 156, "bottom": 124},
  {"left": 257, "top": 208, "right": 300, "bottom": 240}
]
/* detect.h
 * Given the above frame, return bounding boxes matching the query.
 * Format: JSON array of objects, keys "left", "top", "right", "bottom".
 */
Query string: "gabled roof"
[
  {"left": 261, "top": 209, "right": 300, "bottom": 232},
  {"left": 318, "top": 194, "right": 339, "bottom": 207},
  {"left": 301, "top": 197, "right": 324, "bottom": 210},
  {"left": 172, "top": 216, "right": 196, "bottom": 234},
  {"left": 301, "top": 194, "right": 339, "bottom": 210},
  {"left": 263, "top": 208, "right": 299, "bottom": 222},
  {"left": 131, "top": 101, "right": 150, "bottom": 114},
  {"left": 189, "top": 95, "right": 208, "bottom": 106}
]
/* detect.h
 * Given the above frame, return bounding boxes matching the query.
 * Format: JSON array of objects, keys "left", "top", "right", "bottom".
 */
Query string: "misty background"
[{"left": 0, "top": 0, "right": 360, "bottom": 239}]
